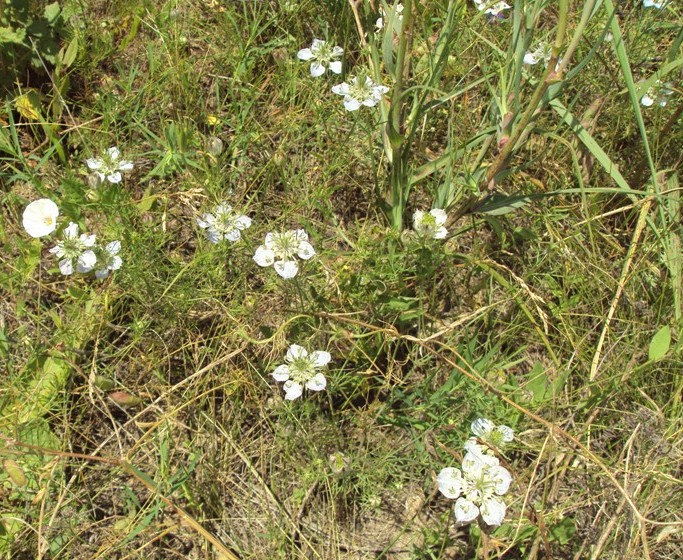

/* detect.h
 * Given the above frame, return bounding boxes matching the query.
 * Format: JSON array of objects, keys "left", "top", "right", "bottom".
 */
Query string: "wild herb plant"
[{"left": 1, "top": 0, "right": 682, "bottom": 558}]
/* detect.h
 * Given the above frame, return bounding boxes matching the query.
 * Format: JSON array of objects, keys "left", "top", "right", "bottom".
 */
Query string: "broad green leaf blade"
[
  {"left": 648, "top": 326, "right": 671, "bottom": 362},
  {"left": 474, "top": 193, "right": 532, "bottom": 215}
]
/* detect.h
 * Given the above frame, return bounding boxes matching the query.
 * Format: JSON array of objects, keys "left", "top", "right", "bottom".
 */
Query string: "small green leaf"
[
  {"left": 648, "top": 326, "right": 671, "bottom": 362},
  {"left": 59, "top": 36, "right": 79, "bottom": 68},
  {"left": 44, "top": 2, "right": 62, "bottom": 24},
  {"left": 0, "top": 26, "right": 27, "bottom": 45}
]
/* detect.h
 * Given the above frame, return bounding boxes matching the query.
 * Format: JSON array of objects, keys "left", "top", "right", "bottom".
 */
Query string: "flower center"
[
  {"left": 214, "top": 209, "right": 237, "bottom": 233},
  {"left": 349, "top": 78, "right": 374, "bottom": 101},
  {"left": 289, "top": 356, "right": 316, "bottom": 383},
  {"left": 271, "top": 232, "right": 298, "bottom": 260}
]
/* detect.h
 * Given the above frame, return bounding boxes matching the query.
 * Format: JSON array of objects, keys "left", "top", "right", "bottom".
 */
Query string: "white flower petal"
[
  {"left": 81, "top": 234, "right": 97, "bottom": 247},
  {"left": 437, "top": 467, "right": 464, "bottom": 499},
  {"left": 59, "top": 258, "right": 74, "bottom": 275},
  {"left": 480, "top": 497, "right": 507, "bottom": 526},
  {"left": 77, "top": 250, "right": 97, "bottom": 273},
  {"left": 107, "top": 147, "right": 120, "bottom": 160},
  {"left": 641, "top": 94, "right": 654, "bottom": 107},
  {"left": 329, "top": 60, "right": 342, "bottom": 74},
  {"left": 332, "top": 83, "right": 350, "bottom": 96},
  {"left": 310, "top": 350, "right": 331, "bottom": 367},
  {"left": 283, "top": 380, "right": 303, "bottom": 400},
  {"left": 453, "top": 498, "right": 479, "bottom": 524},
  {"left": 332, "top": 46, "right": 344, "bottom": 57},
  {"left": 64, "top": 222, "right": 79, "bottom": 239},
  {"left": 234, "top": 215, "right": 252, "bottom": 229},
  {"left": 118, "top": 161, "right": 134, "bottom": 171},
  {"left": 430, "top": 208, "right": 448, "bottom": 226},
  {"left": 434, "top": 226, "right": 448, "bottom": 239},
  {"left": 297, "top": 241, "right": 315, "bottom": 260},
  {"left": 310, "top": 62, "right": 326, "bottom": 77},
  {"left": 287, "top": 344, "right": 308, "bottom": 361},
  {"left": 489, "top": 465, "right": 513, "bottom": 495},
  {"left": 272, "top": 364, "right": 291, "bottom": 381},
  {"left": 471, "top": 418, "right": 495, "bottom": 438},
  {"left": 206, "top": 228, "right": 222, "bottom": 243},
  {"left": 297, "top": 48, "right": 314, "bottom": 61},
  {"left": 106, "top": 240, "right": 121, "bottom": 255},
  {"left": 274, "top": 260, "right": 299, "bottom": 278},
  {"left": 343, "top": 97, "right": 361, "bottom": 111},
  {"left": 110, "top": 255, "right": 123, "bottom": 271},
  {"left": 305, "top": 373, "right": 327, "bottom": 392},
  {"left": 496, "top": 425, "right": 514, "bottom": 442},
  {"left": 311, "top": 38, "right": 325, "bottom": 51},
  {"left": 86, "top": 158, "right": 103, "bottom": 170},
  {"left": 95, "top": 268, "right": 109, "bottom": 279},
  {"left": 225, "top": 229, "right": 241, "bottom": 242},
  {"left": 107, "top": 172, "right": 122, "bottom": 184},
  {"left": 253, "top": 246, "right": 275, "bottom": 267},
  {"left": 263, "top": 232, "right": 276, "bottom": 248}
]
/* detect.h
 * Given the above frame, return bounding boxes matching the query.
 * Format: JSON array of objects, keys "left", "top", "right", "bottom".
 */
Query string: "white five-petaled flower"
[
  {"left": 413, "top": 208, "right": 448, "bottom": 239},
  {"left": 253, "top": 229, "right": 315, "bottom": 279},
  {"left": 22, "top": 198, "right": 59, "bottom": 238},
  {"left": 272, "top": 344, "right": 331, "bottom": 400},
  {"left": 523, "top": 42, "right": 553, "bottom": 66},
  {"left": 641, "top": 80, "right": 674, "bottom": 107},
  {"left": 471, "top": 417, "right": 514, "bottom": 447},
  {"left": 197, "top": 203, "right": 252, "bottom": 244},
  {"left": 473, "top": 0, "right": 511, "bottom": 18},
  {"left": 437, "top": 450, "right": 512, "bottom": 526},
  {"left": 297, "top": 39, "right": 343, "bottom": 77},
  {"left": 94, "top": 241, "right": 123, "bottom": 279},
  {"left": 49, "top": 222, "right": 97, "bottom": 275},
  {"left": 86, "top": 147, "right": 134, "bottom": 184},
  {"left": 331, "top": 76, "right": 389, "bottom": 111}
]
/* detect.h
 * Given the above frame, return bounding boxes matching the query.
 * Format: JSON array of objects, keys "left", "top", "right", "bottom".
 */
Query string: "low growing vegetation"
[{"left": 1, "top": 0, "right": 682, "bottom": 558}]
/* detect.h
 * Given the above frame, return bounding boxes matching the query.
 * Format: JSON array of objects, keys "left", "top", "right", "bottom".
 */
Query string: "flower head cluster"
[
  {"left": 413, "top": 208, "right": 448, "bottom": 240},
  {"left": 93, "top": 241, "right": 123, "bottom": 279},
  {"left": 470, "top": 417, "right": 514, "bottom": 449},
  {"left": 437, "top": 418, "right": 514, "bottom": 526},
  {"left": 641, "top": 80, "right": 674, "bottom": 107},
  {"left": 197, "top": 203, "right": 252, "bottom": 244},
  {"left": 473, "top": 0, "right": 511, "bottom": 19},
  {"left": 332, "top": 76, "right": 389, "bottom": 112},
  {"left": 23, "top": 199, "right": 59, "bottom": 238},
  {"left": 49, "top": 222, "right": 97, "bottom": 275},
  {"left": 86, "top": 147, "right": 134, "bottom": 184},
  {"left": 298, "top": 39, "right": 343, "bottom": 77},
  {"left": 272, "top": 344, "right": 331, "bottom": 400},
  {"left": 253, "top": 229, "right": 315, "bottom": 278}
]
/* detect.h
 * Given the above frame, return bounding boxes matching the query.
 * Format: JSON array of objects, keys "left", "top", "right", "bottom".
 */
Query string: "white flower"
[
  {"left": 413, "top": 208, "right": 448, "bottom": 239},
  {"left": 49, "top": 222, "right": 97, "bottom": 275},
  {"left": 643, "top": 0, "right": 666, "bottom": 7},
  {"left": 437, "top": 456, "right": 512, "bottom": 526},
  {"left": 331, "top": 76, "right": 389, "bottom": 111},
  {"left": 471, "top": 417, "right": 514, "bottom": 447},
  {"left": 641, "top": 80, "right": 674, "bottom": 107},
  {"left": 253, "top": 229, "right": 315, "bottom": 278},
  {"left": 197, "top": 203, "right": 252, "bottom": 243},
  {"left": 86, "top": 147, "right": 134, "bottom": 184},
  {"left": 94, "top": 241, "right": 123, "bottom": 279},
  {"left": 473, "top": 0, "right": 511, "bottom": 18},
  {"left": 22, "top": 198, "right": 59, "bottom": 238},
  {"left": 375, "top": 3, "right": 404, "bottom": 32},
  {"left": 297, "top": 39, "right": 343, "bottom": 77},
  {"left": 523, "top": 42, "right": 553, "bottom": 66},
  {"left": 271, "top": 344, "right": 331, "bottom": 400}
]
